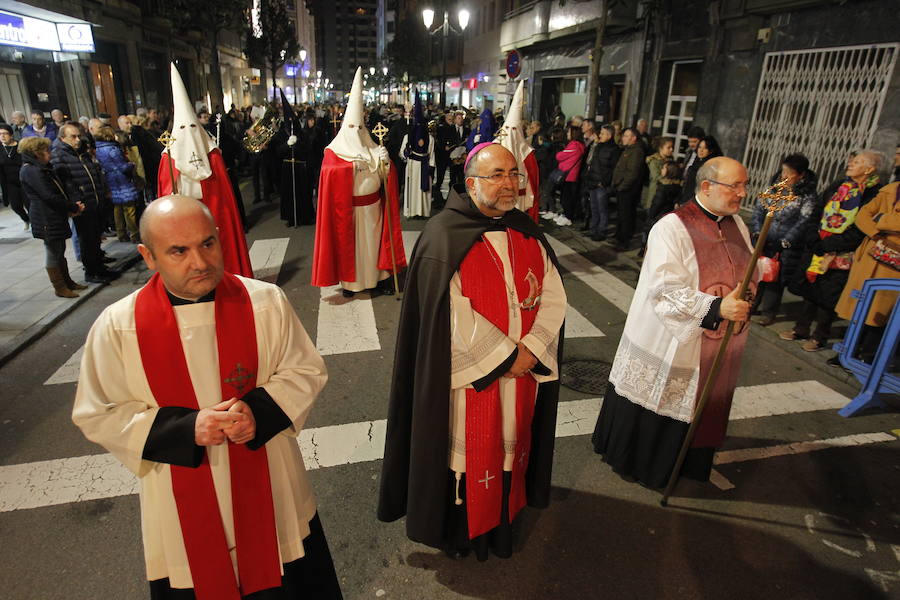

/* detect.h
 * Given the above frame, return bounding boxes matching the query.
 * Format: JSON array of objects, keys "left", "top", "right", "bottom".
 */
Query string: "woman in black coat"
[
  {"left": 19, "top": 136, "right": 86, "bottom": 298},
  {"left": 680, "top": 136, "right": 723, "bottom": 205},
  {"left": 749, "top": 154, "right": 819, "bottom": 325},
  {"left": 782, "top": 150, "right": 885, "bottom": 351},
  {"left": 0, "top": 123, "right": 28, "bottom": 228}
]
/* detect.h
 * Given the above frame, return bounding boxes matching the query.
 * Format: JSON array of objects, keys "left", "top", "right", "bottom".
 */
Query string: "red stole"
[
  {"left": 157, "top": 150, "right": 253, "bottom": 278},
  {"left": 311, "top": 149, "right": 407, "bottom": 287},
  {"left": 134, "top": 273, "right": 281, "bottom": 599},
  {"left": 458, "top": 230, "right": 545, "bottom": 539},
  {"left": 675, "top": 201, "right": 756, "bottom": 447}
]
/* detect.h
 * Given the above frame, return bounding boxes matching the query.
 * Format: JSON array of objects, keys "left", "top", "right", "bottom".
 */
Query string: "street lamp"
[{"left": 422, "top": 4, "right": 469, "bottom": 108}]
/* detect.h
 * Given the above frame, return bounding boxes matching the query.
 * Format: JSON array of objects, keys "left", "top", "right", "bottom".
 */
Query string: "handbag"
[
  {"left": 866, "top": 185, "right": 900, "bottom": 271},
  {"left": 548, "top": 168, "right": 569, "bottom": 188},
  {"left": 868, "top": 237, "right": 900, "bottom": 271},
  {"left": 758, "top": 253, "right": 781, "bottom": 283}
]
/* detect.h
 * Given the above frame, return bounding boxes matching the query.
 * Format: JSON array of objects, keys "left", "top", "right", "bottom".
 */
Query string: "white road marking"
[
  {"left": 565, "top": 305, "right": 605, "bottom": 338},
  {"left": 713, "top": 432, "right": 896, "bottom": 465},
  {"left": 401, "top": 230, "right": 420, "bottom": 257},
  {"left": 546, "top": 235, "right": 635, "bottom": 313},
  {"left": 729, "top": 380, "right": 849, "bottom": 419},
  {"left": 315, "top": 285, "right": 381, "bottom": 356},
  {"left": 1, "top": 380, "right": 857, "bottom": 513},
  {"left": 249, "top": 238, "right": 290, "bottom": 283},
  {"left": 709, "top": 469, "right": 735, "bottom": 491},
  {"left": 44, "top": 346, "right": 84, "bottom": 385}
]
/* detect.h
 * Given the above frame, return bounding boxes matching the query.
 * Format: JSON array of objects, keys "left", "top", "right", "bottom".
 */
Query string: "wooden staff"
[
  {"left": 660, "top": 180, "right": 798, "bottom": 507},
  {"left": 371, "top": 121, "right": 402, "bottom": 299}
]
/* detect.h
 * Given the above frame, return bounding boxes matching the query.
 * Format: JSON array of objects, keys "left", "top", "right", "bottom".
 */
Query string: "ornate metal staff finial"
[
  {"left": 758, "top": 178, "right": 799, "bottom": 214},
  {"left": 493, "top": 126, "right": 509, "bottom": 142},
  {"left": 157, "top": 130, "right": 178, "bottom": 194},
  {"left": 157, "top": 130, "right": 175, "bottom": 149},
  {"left": 371, "top": 122, "right": 389, "bottom": 146}
]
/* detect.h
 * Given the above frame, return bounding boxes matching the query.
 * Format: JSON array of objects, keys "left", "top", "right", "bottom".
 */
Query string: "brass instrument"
[{"left": 242, "top": 103, "right": 282, "bottom": 153}]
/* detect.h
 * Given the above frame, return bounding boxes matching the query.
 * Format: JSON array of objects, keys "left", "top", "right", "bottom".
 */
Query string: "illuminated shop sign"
[
  {"left": 0, "top": 10, "right": 94, "bottom": 53},
  {"left": 56, "top": 23, "right": 94, "bottom": 52}
]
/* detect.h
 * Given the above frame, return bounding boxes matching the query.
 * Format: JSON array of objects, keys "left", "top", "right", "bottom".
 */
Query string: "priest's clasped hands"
[
  {"left": 504, "top": 342, "right": 538, "bottom": 378},
  {"left": 194, "top": 398, "right": 257, "bottom": 446}
]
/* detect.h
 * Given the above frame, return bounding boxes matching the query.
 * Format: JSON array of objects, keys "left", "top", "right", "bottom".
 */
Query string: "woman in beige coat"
[{"left": 834, "top": 181, "right": 900, "bottom": 361}]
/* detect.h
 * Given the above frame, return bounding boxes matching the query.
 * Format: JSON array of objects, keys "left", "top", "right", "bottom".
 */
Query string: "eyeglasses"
[
  {"left": 470, "top": 172, "right": 527, "bottom": 186},
  {"left": 707, "top": 179, "right": 748, "bottom": 193}
]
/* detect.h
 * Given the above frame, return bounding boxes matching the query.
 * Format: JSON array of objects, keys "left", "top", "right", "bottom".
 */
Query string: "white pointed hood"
[
  {"left": 167, "top": 63, "right": 216, "bottom": 198},
  {"left": 327, "top": 66, "right": 379, "bottom": 169},
  {"left": 497, "top": 80, "right": 532, "bottom": 161}
]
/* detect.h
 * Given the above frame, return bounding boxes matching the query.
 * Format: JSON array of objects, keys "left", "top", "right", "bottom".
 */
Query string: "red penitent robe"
[
  {"left": 158, "top": 149, "right": 253, "bottom": 278},
  {"left": 311, "top": 149, "right": 407, "bottom": 287}
]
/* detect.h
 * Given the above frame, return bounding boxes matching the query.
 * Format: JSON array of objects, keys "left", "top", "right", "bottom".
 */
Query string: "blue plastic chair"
[{"left": 832, "top": 277, "right": 900, "bottom": 417}]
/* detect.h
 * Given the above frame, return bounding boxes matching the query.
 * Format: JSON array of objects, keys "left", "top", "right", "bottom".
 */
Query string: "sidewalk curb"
[{"left": 0, "top": 252, "right": 141, "bottom": 368}]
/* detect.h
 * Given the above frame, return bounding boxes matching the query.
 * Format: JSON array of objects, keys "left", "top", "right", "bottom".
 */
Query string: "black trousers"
[
  {"left": 794, "top": 299, "right": 836, "bottom": 344},
  {"left": 753, "top": 280, "right": 785, "bottom": 317},
  {"left": 615, "top": 189, "right": 642, "bottom": 246},
  {"left": 434, "top": 158, "right": 449, "bottom": 196},
  {"left": 72, "top": 210, "right": 104, "bottom": 275},
  {"left": 5, "top": 185, "right": 29, "bottom": 223}
]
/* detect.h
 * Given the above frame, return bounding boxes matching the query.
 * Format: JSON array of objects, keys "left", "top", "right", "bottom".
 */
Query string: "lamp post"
[
  {"left": 423, "top": 5, "right": 469, "bottom": 109},
  {"left": 296, "top": 47, "right": 307, "bottom": 105}
]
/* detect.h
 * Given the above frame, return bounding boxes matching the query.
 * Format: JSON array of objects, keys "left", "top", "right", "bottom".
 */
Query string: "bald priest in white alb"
[{"left": 72, "top": 196, "right": 343, "bottom": 600}]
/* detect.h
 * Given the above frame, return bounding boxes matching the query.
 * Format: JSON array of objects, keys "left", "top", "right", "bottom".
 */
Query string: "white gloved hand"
[
  {"left": 473, "top": 134, "right": 481, "bottom": 144},
  {"left": 376, "top": 146, "right": 389, "bottom": 164},
  {"left": 287, "top": 134, "right": 297, "bottom": 146}
]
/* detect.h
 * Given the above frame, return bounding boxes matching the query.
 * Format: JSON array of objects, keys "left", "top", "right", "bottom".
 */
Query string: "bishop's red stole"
[
  {"left": 134, "top": 273, "right": 281, "bottom": 599},
  {"left": 458, "top": 230, "right": 545, "bottom": 539},
  {"left": 675, "top": 201, "right": 756, "bottom": 447}
]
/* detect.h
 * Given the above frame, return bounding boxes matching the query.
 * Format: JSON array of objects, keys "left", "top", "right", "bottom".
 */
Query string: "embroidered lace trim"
[
  {"left": 608, "top": 334, "right": 698, "bottom": 423},
  {"left": 451, "top": 325, "right": 508, "bottom": 374},
  {"left": 648, "top": 283, "right": 717, "bottom": 344}
]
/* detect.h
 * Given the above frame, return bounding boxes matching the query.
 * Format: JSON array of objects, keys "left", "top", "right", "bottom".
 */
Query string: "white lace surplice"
[{"left": 608, "top": 212, "right": 751, "bottom": 423}]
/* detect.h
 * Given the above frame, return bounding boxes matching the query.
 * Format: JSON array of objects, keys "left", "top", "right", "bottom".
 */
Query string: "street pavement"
[{"left": 0, "top": 189, "right": 898, "bottom": 599}]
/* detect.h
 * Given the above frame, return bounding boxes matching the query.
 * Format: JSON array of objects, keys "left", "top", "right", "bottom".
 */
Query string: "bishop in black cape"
[{"left": 377, "top": 187, "right": 564, "bottom": 550}]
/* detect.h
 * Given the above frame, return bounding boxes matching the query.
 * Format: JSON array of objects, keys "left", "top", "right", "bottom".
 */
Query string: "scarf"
[{"left": 807, "top": 174, "right": 880, "bottom": 280}]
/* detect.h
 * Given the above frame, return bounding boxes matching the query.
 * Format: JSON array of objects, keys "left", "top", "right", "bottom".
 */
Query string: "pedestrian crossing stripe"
[{"left": 0, "top": 380, "right": 859, "bottom": 513}]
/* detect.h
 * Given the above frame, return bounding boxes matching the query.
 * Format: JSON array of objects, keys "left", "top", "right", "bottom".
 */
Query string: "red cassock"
[
  {"left": 158, "top": 149, "right": 253, "bottom": 278},
  {"left": 311, "top": 149, "right": 407, "bottom": 287},
  {"left": 523, "top": 152, "right": 540, "bottom": 223}
]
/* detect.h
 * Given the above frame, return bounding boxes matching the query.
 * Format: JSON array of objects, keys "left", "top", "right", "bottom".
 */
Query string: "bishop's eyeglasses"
[{"left": 470, "top": 172, "right": 527, "bottom": 185}]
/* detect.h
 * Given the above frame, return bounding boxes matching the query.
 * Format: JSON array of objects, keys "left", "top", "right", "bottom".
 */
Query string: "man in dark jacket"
[
  {"left": 51, "top": 123, "right": 116, "bottom": 283},
  {"left": 582, "top": 125, "right": 621, "bottom": 241},
  {"left": 433, "top": 112, "right": 457, "bottom": 205},
  {"left": 612, "top": 127, "right": 646, "bottom": 250}
]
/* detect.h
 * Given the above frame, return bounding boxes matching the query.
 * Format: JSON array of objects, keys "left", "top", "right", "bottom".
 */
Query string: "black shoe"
[
  {"left": 85, "top": 273, "right": 114, "bottom": 284},
  {"left": 375, "top": 280, "right": 395, "bottom": 296},
  {"left": 102, "top": 255, "right": 116, "bottom": 264},
  {"left": 590, "top": 233, "right": 606, "bottom": 242},
  {"left": 341, "top": 289, "right": 354, "bottom": 298},
  {"left": 580, "top": 223, "right": 591, "bottom": 232},
  {"left": 97, "top": 268, "right": 120, "bottom": 280},
  {"left": 443, "top": 548, "right": 470, "bottom": 560}
]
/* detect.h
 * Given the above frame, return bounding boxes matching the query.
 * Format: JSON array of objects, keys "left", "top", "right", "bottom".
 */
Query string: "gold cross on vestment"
[
  {"left": 224, "top": 362, "right": 254, "bottom": 394},
  {"left": 372, "top": 122, "right": 389, "bottom": 146},
  {"left": 330, "top": 111, "right": 341, "bottom": 130},
  {"left": 478, "top": 470, "right": 495, "bottom": 490}
]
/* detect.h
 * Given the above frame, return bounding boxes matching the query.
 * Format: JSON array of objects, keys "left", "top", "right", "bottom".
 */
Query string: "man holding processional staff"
[{"left": 592, "top": 156, "right": 759, "bottom": 490}]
